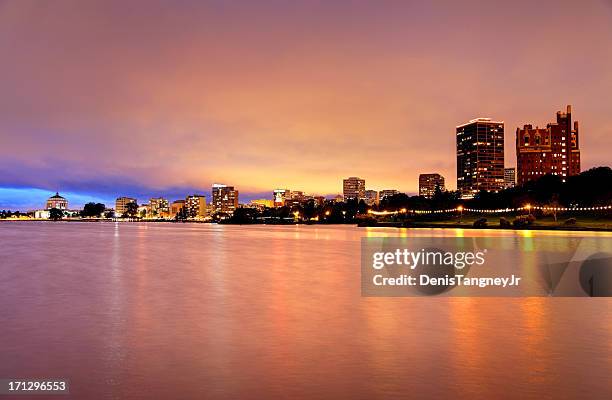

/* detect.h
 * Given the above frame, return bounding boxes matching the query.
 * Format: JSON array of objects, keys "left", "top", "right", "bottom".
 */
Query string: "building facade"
[
  {"left": 379, "top": 189, "right": 399, "bottom": 200},
  {"left": 185, "top": 195, "right": 208, "bottom": 219},
  {"left": 115, "top": 197, "right": 137, "bottom": 216},
  {"left": 250, "top": 199, "right": 274, "bottom": 209},
  {"left": 504, "top": 168, "right": 516, "bottom": 188},
  {"left": 46, "top": 192, "right": 68, "bottom": 210},
  {"left": 419, "top": 173, "right": 445, "bottom": 198},
  {"left": 149, "top": 197, "right": 169, "bottom": 217},
  {"left": 212, "top": 184, "right": 239, "bottom": 214},
  {"left": 170, "top": 200, "right": 185, "bottom": 218},
  {"left": 284, "top": 191, "right": 306, "bottom": 208},
  {"left": 343, "top": 177, "right": 366, "bottom": 201},
  {"left": 365, "top": 190, "right": 379, "bottom": 206},
  {"left": 456, "top": 118, "right": 505, "bottom": 198},
  {"left": 516, "top": 105, "right": 580, "bottom": 185},
  {"left": 273, "top": 189, "right": 291, "bottom": 207},
  {"left": 137, "top": 204, "right": 150, "bottom": 218}
]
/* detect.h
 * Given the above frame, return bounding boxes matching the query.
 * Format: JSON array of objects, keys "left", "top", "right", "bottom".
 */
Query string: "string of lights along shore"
[{"left": 22, "top": 104, "right": 596, "bottom": 220}]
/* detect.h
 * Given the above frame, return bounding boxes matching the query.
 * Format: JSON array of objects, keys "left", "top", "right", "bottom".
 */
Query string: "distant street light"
[{"left": 457, "top": 205, "right": 464, "bottom": 222}]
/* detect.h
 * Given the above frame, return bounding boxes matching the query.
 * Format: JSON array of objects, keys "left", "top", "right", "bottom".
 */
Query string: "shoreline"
[{"left": 2, "top": 218, "right": 612, "bottom": 232}]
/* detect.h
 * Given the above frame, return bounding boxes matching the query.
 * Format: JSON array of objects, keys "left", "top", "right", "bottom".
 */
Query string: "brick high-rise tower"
[{"left": 516, "top": 105, "right": 580, "bottom": 185}]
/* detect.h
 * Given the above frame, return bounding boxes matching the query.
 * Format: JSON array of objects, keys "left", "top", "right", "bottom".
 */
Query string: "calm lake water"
[{"left": 1, "top": 222, "right": 611, "bottom": 399}]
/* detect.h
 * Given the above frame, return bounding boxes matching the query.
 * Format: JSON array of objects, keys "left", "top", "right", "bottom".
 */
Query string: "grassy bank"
[{"left": 383, "top": 214, "right": 612, "bottom": 231}]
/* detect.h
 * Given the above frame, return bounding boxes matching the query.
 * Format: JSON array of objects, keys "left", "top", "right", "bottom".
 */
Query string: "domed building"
[{"left": 46, "top": 192, "right": 68, "bottom": 210}]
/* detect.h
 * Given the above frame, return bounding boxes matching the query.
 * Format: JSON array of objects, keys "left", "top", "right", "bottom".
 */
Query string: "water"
[{"left": 1, "top": 222, "right": 611, "bottom": 399}]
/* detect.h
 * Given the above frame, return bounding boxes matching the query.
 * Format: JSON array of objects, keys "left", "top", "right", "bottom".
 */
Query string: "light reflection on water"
[{"left": 0, "top": 222, "right": 611, "bottom": 399}]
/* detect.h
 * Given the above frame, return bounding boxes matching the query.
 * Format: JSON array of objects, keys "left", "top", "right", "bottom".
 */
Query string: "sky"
[{"left": 1, "top": 0, "right": 612, "bottom": 209}]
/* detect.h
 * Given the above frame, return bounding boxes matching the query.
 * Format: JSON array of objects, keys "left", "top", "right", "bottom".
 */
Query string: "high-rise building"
[
  {"left": 115, "top": 197, "right": 137, "bottom": 216},
  {"left": 504, "top": 168, "right": 516, "bottom": 188},
  {"left": 273, "top": 189, "right": 291, "bottom": 207},
  {"left": 185, "top": 195, "right": 207, "bottom": 219},
  {"left": 343, "top": 177, "right": 366, "bottom": 201},
  {"left": 456, "top": 118, "right": 505, "bottom": 198},
  {"left": 419, "top": 173, "right": 445, "bottom": 198},
  {"left": 212, "top": 184, "right": 239, "bottom": 214},
  {"left": 365, "top": 190, "right": 379, "bottom": 206},
  {"left": 379, "top": 189, "right": 399, "bottom": 200},
  {"left": 46, "top": 192, "right": 68, "bottom": 210},
  {"left": 516, "top": 105, "right": 580, "bottom": 185}
]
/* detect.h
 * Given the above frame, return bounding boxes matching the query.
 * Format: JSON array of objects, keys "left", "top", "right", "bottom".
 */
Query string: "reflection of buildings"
[
  {"left": 365, "top": 189, "right": 379, "bottom": 206},
  {"left": 504, "top": 168, "right": 516, "bottom": 188},
  {"left": 212, "top": 184, "right": 238, "bottom": 214},
  {"left": 419, "top": 173, "right": 445, "bottom": 198},
  {"left": 46, "top": 192, "right": 68, "bottom": 210},
  {"left": 115, "top": 197, "right": 137, "bottom": 216},
  {"left": 516, "top": 105, "right": 580, "bottom": 185},
  {"left": 457, "top": 118, "right": 505, "bottom": 198},
  {"left": 185, "top": 195, "right": 208, "bottom": 218},
  {"left": 379, "top": 189, "right": 399, "bottom": 200},
  {"left": 343, "top": 177, "right": 365, "bottom": 201}
]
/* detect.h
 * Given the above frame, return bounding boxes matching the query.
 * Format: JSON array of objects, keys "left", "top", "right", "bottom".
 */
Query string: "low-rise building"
[
  {"left": 365, "top": 190, "right": 379, "bottom": 206},
  {"left": 115, "top": 197, "right": 137, "bottom": 216},
  {"left": 170, "top": 200, "right": 186, "bottom": 218},
  {"left": 46, "top": 192, "right": 68, "bottom": 210},
  {"left": 149, "top": 197, "right": 169, "bottom": 217},
  {"left": 251, "top": 199, "right": 274, "bottom": 209},
  {"left": 185, "top": 195, "right": 208, "bottom": 219},
  {"left": 419, "top": 173, "right": 445, "bottom": 198},
  {"left": 504, "top": 168, "right": 516, "bottom": 188},
  {"left": 379, "top": 189, "right": 399, "bottom": 200}
]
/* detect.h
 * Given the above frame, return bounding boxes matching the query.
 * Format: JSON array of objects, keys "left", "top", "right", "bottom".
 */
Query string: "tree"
[
  {"left": 174, "top": 207, "right": 188, "bottom": 221},
  {"left": 226, "top": 208, "right": 259, "bottom": 224},
  {"left": 81, "top": 202, "right": 106, "bottom": 218},
  {"left": 49, "top": 208, "right": 64, "bottom": 221},
  {"left": 544, "top": 194, "right": 562, "bottom": 222},
  {"left": 123, "top": 202, "right": 138, "bottom": 218}
]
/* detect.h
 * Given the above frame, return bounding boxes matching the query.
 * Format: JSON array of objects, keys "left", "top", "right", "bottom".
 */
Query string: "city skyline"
[
  {"left": 2, "top": 1, "right": 612, "bottom": 209},
  {"left": 0, "top": 102, "right": 603, "bottom": 211}
]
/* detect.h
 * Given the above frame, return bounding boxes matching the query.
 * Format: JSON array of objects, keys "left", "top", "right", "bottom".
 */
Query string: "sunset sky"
[{"left": 1, "top": 0, "right": 612, "bottom": 209}]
